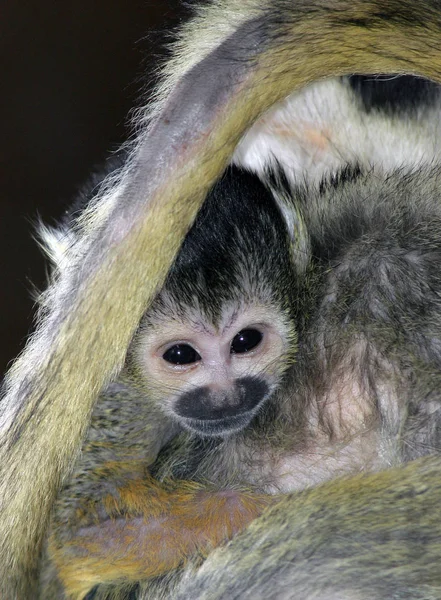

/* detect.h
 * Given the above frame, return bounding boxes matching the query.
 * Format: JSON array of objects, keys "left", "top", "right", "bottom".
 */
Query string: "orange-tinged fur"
[{"left": 50, "top": 473, "right": 276, "bottom": 599}]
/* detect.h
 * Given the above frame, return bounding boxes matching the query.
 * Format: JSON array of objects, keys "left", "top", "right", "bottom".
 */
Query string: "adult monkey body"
[{"left": 3, "top": 1, "right": 441, "bottom": 597}]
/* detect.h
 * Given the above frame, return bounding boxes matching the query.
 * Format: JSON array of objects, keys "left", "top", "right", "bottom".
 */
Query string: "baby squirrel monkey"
[{"left": 40, "top": 166, "right": 298, "bottom": 598}]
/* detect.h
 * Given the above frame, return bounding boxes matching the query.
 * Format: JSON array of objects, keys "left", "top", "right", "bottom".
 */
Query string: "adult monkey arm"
[
  {"left": 171, "top": 456, "right": 441, "bottom": 600},
  {"left": 2, "top": 1, "right": 441, "bottom": 596}
]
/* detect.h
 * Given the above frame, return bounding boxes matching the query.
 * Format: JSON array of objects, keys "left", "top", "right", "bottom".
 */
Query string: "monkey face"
[{"left": 133, "top": 302, "right": 296, "bottom": 437}]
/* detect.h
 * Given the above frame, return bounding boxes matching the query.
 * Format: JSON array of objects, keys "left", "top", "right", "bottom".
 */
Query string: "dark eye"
[
  {"left": 163, "top": 344, "right": 201, "bottom": 365},
  {"left": 230, "top": 329, "right": 263, "bottom": 354}
]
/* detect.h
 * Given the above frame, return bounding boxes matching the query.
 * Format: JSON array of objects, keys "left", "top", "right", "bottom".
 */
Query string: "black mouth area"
[{"left": 173, "top": 376, "right": 271, "bottom": 437}]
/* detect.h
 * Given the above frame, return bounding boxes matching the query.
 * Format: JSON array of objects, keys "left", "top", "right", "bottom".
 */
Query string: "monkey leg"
[{"left": 49, "top": 476, "right": 277, "bottom": 599}]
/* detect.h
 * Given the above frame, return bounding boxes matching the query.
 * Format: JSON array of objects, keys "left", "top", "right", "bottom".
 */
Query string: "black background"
[{"left": 0, "top": 1, "right": 186, "bottom": 376}]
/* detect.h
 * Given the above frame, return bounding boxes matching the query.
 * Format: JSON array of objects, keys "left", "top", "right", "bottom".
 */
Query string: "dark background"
[{"left": 0, "top": 1, "right": 186, "bottom": 376}]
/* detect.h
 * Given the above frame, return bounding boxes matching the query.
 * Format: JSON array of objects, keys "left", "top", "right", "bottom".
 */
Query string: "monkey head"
[{"left": 128, "top": 167, "right": 298, "bottom": 437}]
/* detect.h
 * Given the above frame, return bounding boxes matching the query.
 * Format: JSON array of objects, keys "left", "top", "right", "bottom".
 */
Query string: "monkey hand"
[{"left": 49, "top": 476, "right": 278, "bottom": 599}]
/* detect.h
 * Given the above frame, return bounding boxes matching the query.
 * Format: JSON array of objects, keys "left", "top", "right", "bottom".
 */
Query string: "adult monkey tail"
[{"left": 2, "top": 1, "right": 441, "bottom": 596}]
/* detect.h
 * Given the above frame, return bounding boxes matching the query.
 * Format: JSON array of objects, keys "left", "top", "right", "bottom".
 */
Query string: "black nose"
[{"left": 173, "top": 377, "right": 270, "bottom": 436}]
